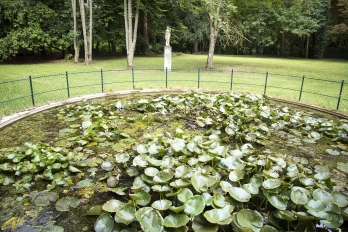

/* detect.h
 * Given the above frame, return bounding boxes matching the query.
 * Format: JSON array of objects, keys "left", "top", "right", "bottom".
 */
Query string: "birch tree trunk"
[
  {"left": 88, "top": 0, "right": 93, "bottom": 63},
  {"left": 124, "top": 0, "right": 140, "bottom": 68},
  {"left": 206, "top": 1, "right": 221, "bottom": 69},
  {"left": 79, "top": 0, "right": 92, "bottom": 64},
  {"left": 71, "top": 0, "right": 79, "bottom": 63}
]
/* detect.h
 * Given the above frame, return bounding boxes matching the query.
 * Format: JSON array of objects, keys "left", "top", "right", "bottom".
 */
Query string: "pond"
[{"left": 0, "top": 90, "right": 347, "bottom": 232}]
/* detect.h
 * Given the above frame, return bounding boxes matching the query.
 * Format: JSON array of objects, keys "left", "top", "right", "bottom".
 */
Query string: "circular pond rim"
[{"left": 1, "top": 88, "right": 348, "bottom": 129}]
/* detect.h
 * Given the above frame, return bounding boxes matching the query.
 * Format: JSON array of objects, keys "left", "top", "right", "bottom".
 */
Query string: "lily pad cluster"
[{"left": 1, "top": 91, "right": 348, "bottom": 231}]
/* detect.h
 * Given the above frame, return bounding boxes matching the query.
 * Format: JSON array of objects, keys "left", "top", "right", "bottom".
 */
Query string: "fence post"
[
  {"left": 101, "top": 69, "right": 104, "bottom": 93},
  {"left": 29, "top": 76, "right": 35, "bottom": 106},
  {"left": 337, "top": 80, "right": 345, "bottom": 110},
  {"left": 66, "top": 71, "right": 70, "bottom": 98},
  {"left": 165, "top": 67, "right": 168, "bottom": 88},
  {"left": 299, "top": 75, "right": 305, "bottom": 101},
  {"left": 198, "top": 68, "right": 200, "bottom": 89},
  {"left": 230, "top": 69, "right": 234, "bottom": 91},
  {"left": 132, "top": 67, "right": 135, "bottom": 90},
  {"left": 264, "top": 71, "right": 269, "bottom": 95}
]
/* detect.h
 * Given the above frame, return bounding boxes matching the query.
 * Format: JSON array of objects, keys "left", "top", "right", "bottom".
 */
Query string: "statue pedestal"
[{"left": 164, "top": 46, "right": 172, "bottom": 71}]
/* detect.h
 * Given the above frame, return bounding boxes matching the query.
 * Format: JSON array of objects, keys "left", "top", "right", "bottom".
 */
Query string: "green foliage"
[{"left": 1, "top": 91, "right": 348, "bottom": 230}]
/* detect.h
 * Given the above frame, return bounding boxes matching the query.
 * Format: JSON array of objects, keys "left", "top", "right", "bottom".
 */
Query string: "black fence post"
[
  {"left": 230, "top": 69, "right": 234, "bottom": 91},
  {"left": 165, "top": 67, "right": 168, "bottom": 88},
  {"left": 264, "top": 71, "right": 269, "bottom": 95},
  {"left": 337, "top": 80, "right": 345, "bottom": 110},
  {"left": 66, "top": 71, "right": 70, "bottom": 98},
  {"left": 299, "top": 75, "right": 305, "bottom": 101},
  {"left": 132, "top": 67, "right": 135, "bottom": 90},
  {"left": 29, "top": 76, "right": 35, "bottom": 106},
  {"left": 198, "top": 68, "right": 200, "bottom": 89},
  {"left": 101, "top": 69, "right": 104, "bottom": 93}
]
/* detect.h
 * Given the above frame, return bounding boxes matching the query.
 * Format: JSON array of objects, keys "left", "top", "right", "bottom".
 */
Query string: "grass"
[
  {"left": 0, "top": 54, "right": 348, "bottom": 118},
  {"left": 0, "top": 54, "right": 347, "bottom": 81}
]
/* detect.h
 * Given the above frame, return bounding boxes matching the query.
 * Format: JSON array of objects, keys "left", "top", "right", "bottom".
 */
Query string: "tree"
[
  {"left": 329, "top": 0, "right": 348, "bottom": 47},
  {"left": 71, "top": 0, "right": 79, "bottom": 62},
  {"left": 203, "top": 0, "right": 243, "bottom": 69},
  {"left": 79, "top": 0, "right": 93, "bottom": 64},
  {"left": 124, "top": 0, "right": 140, "bottom": 67},
  {"left": 314, "top": 0, "right": 331, "bottom": 59}
]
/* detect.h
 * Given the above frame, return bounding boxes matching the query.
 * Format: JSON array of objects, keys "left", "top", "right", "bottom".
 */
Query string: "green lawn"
[
  {"left": 0, "top": 54, "right": 347, "bottom": 118},
  {"left": 0, "top": 54, "right": 347, "bottom": 81}
]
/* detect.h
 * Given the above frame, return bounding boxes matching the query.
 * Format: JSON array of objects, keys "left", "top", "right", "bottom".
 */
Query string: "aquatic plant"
[{"left": 1, "top": 91, "right": 348, "bottom": 231}]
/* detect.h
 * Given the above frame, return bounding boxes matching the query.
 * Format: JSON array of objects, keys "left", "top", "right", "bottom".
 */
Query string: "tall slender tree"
[
  {"left": 71, "top": 0, "right": 79, "bottom": 62},
  {"left": 124, "top": 0, "right": 140, "bottom": 67},
  {"left": 203, "top": 0, "right": 243, "bottom": 69},
  {"left": 79, "top": 0, "right": 93, "bottom": 64}
]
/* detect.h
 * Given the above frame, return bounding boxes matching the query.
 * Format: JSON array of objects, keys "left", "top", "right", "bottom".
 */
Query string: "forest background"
[{"left": 0, "top": 0, "right": 347, "bottom": 69}]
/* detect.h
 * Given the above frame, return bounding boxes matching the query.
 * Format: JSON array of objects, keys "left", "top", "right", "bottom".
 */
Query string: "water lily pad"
[
  {"left": 337, "top": 162, "right": 348, "bottom": 173},
  {"left": 243, "top": 183, "right": 259, "bottom": 195},
  {"left": 192, "top": 215, "right": 218, "bottom": 232},
  {"left": 86, "top": 205, "right": 103, "bottom": 215},
  {"left": 326, "top": 148, "right": 341, "bottom": 156},
  {"left": 236, "top": 209, "right": 263, "bottom": 232},
  {"left": 34, "top": 191, "right": 59, "bottom": 207},
  {"left": 116, "top": 204, "right": 136, "bottom": 222},
  {"left": 163, "top": 214, "right": 189, "bottom": 228},
  {"left": 170, "top": 138, "right": 186, "bottom": 152},
  {"left": 102, "top": 199, "right": 126, "bottom": 213},
  {"left": 229, "top": 187, "right": 251, "bottom": 203},
  {"left": 55, "top": 196, "right": 80, "bottom": 211},
  {"left": 153, "top": 169, "right": 174, "bottom": 183},
  {"left": 260, "top": 225, "right": 278, "bottom": 232},
  {"left": 262, "top": 179, "right": 281, "bottom": 190},
  {"left": 313, "top": 189, "right": 334, "bottom": 204},
  {"left": 191, "top": 174, "right": 218, "bottom": 193},
  {"left": 204, "top": 208, "right": 232, "bottom": 224},
  {"left": 314, "top": 172, "right": 330, "bottom": 180},
  {"left": 291, "top": 188, "right": 308, "bottom": 205},
  {"left": 115, "top": 153, "right": 130, "bottom": 163},
  {"left": 130, "top": 190, "right": 151, "bottom": 206},
  {"left": 75, "top": 179, "right": 94, "bottom": 188},
  {"left": 332, "top": 191, "right": 348, "bottom": 207},
  {"left": 151, "top": 185, "right": 170, "bottom": 192},
  {"left": 299, "top": 177, "right": 314, "bottom": 186},
  {"left": 177, "top": 188, "right": 193, "bottom": 203},
  {"left": 184, "top": 195, "right": 205, "bottom": 217},
  {"left": 320, "top": 213, "right": 344, "bottom": 229},
  {"left": 219, "top": 156, "right": 245, "bottom": 170},
  {"left": 144, "top": 167, "right": 159, "bottom": 177},
  {"left": 135, "top": 207, "right": 164, "bottom": 232},
  {"left": 152, "top": 199, "right": 172, "bottom": 211},
  {"left": 94, "top": 212, "right": 114, "bottom": 232},
  {"left": 304, "top": 199, "right": 326, "bottom": 211},
  {"left": 264, "top": 192, "right": 288, "bottom": 210},
  {"left": 229, "top": 169, "right": 245, "bottom": 182},
  {"left": 100, "top": 161, "right": 114, "bottom": 171}
]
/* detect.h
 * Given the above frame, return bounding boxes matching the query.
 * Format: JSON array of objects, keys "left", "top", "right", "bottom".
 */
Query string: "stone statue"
[{"left": 165, "top": 26, "right": 171, "bottom": 46}]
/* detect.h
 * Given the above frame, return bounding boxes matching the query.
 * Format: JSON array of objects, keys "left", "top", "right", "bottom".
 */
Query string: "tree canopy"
[{"left": 0, "top": 0, "right": 346, "bottom": 64}]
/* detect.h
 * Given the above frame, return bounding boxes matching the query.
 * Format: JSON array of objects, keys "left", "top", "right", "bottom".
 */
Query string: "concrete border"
[{"left": 1, "top": 89, "right": 348, "bottom": 129}]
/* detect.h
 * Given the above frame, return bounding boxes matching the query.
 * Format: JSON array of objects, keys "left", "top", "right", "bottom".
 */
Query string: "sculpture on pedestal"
[{"left": 165, "top": 26, "right": 171, "bottom": 46}]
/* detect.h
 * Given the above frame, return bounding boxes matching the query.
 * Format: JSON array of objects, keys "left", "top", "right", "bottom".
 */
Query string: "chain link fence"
[{"left": 0, "top": 68, "right": 347, "bottom": 118}]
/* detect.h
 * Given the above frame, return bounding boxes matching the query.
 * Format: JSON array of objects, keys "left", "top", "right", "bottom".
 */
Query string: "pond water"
[{"left": 0, "top": 91, "right": 347, "bottom": 231}]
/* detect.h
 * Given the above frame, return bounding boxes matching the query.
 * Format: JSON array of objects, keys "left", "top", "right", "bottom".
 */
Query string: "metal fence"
[{"left": 0, "top": 68, "right": 347, "bottom": 118}]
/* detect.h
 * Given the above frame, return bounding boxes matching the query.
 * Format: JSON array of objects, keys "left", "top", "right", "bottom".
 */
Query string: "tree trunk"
[
  {"left": 143, "top": 10, "right": 149, "bottom": 54},
  {"left": 206, "top": 6, "right": 220, "bottom": 69},
  {"left": 281, "top": 31, "right": 285, "bottom": 57},
  {"left": 88, "top": 0, "right": 93, "bottom": 62},
  {"left": 71, "top": 0, "right": 79, "bottom": 63},
  {"left": 124, "top": 0, "right": 140, "bottom": 68},
  {"left": 79, "top": 0, "right": 88, "bottom": 64},
  {"left": 305, "top": 36, "right": 310, "bottom": 59},
  {"left": 79, "top": 0, "right": 92, "bottom": 64}
]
